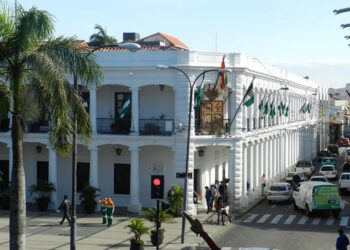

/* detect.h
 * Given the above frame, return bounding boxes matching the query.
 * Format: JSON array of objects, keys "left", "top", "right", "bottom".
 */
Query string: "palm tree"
[
  {"left": 0, "top": 3, "right": 101, "bottom": 249},
  {"left": 88, "top": 24, "right": 118, "bottom": 47}
]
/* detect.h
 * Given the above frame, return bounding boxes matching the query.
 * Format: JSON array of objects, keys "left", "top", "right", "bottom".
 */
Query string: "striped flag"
[
  {"left": 243, "top": 77, "right": 255, "bottom": 107},
  {"left": 120, "top": 98, "right": 131, "bottom": 119},
  {"left": 220, "top": 56, "right": 227, "bottom": 89}
]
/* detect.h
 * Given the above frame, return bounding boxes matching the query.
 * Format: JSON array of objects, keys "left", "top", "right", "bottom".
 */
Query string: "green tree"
[
  {"left": 88, "top": 24, "right": 117, "bottom": 47},
  {"left": 0, "top": 2, "right": 101, "bottom": 249}
]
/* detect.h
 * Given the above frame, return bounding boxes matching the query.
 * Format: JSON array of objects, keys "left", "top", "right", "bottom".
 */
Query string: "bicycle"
[{"left": 220, "top": 206, "right": 232, "bottom": 225}]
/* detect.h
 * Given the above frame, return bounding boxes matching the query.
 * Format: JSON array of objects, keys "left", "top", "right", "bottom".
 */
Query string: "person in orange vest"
[
  {"left": 105, "top": 198, "right": 115, "bottom": 227},
  {"left": 99, "top": 198, "right": 107, "bottom": 225}
]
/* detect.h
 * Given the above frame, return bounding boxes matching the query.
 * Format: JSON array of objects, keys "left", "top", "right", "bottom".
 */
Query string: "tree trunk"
[{"left": 10, "top": 114, "right": 26, "bottom": 250}]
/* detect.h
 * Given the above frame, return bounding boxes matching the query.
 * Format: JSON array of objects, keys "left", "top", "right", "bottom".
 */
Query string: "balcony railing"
[
  {"left": 139, "top": 119, "right": 174, "bottom": 136},
  {"left": 0, "top": 118, "right": 10, "bottom": 132},
  {"left": 195, "top": 118, "right": 230, "bottom": 135},
  {"left": 27, "top": 121, "right": 49, "bottom": 133},
  {"left": 97, "top": 118, "right": 131, "bottom": 134}
]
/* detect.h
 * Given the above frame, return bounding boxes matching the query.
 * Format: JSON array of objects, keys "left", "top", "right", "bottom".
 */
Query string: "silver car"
[{"left": 267, "top": 183, "right": 293, "bottom": 204}]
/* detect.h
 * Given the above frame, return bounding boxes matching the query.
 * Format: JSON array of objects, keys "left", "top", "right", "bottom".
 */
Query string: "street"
[{"left": 214, "top": 147, "right": 350, "bottom": 250}]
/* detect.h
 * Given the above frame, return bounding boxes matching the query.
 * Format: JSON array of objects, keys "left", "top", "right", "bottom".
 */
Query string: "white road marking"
[
  {"left": 297, "top": 216, "right": 308, "bottom": 225},
  {"left": 326, "top": 217, "right": 335, "bottom": 226},
  {"left": 311, "top": 218, "right": 321, "bottom": 225},
  {"left": 257, "top": 214, "right": 271, "bottom": 223},
  {"left": 270, "top": 214, "right": 284, "bottom": 224},
  {"left": 340, "top": 216, "right": 349, "bottom": 227},
  {"left": 284, "top": 215, "right": 296, "bottom": 224},
  {"left": 243, "top": 214, "right": 259, "bottom": 223}
]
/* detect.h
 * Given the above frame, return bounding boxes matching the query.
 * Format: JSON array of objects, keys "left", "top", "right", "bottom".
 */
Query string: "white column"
[
  {"left": 89, "top": 84, "right": 97, "bottom": 134},
  {"left": 131, "top": 87, "right": 139, "bottom": 134},
  {"left": 242, "top": 144, "right": 248, "bottom": 207},
  {"left": 89, "top": 146, "right": 98, "bottom": 188},
  {"left": 269, "top": 138, "right": 273, "bottom": 178},
  {"left": 128, "top": 146, "right": 142, "bottom": 213},
  {"left": 254, "top": 142, "right": 260, "bottom": 197},
  {"left": 259, "top": 140, "right": 265, "bottom": 184},
  {"left": 7, "top": 143, "right": 12, "bottom": 181},
  {"left": 248, "top": 143, "right": 254, "bottom": 204},
  {"left": 48, "top": 147, "right": 58, "bottom": 209},
  {"left": 264, "top": 140, "right": 269, "bottom": 179}
]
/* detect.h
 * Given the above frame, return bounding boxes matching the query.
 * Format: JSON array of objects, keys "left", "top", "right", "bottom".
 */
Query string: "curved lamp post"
[
  {"left": 70, "top": 42, "right": 141, "bottom": 250},
  {"left": 157, "top": 65, "right": 231, "bottom": 243}
]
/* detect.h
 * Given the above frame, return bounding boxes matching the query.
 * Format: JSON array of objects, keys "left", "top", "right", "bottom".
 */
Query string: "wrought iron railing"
[
  {"left": 97, "top": 118, "right": 131, "bottom": 134},
  {"left": 0, "top": 118, "right": 10, "bottom": 132},
  {"left": 139, "top": 119, "right": 174, "bottom": 136},
  {"left": 195, "top": 118, "right": 230, "bottom": 135},
  {"left": 27, "top": 121, "right": 49, "bottom": 133}
]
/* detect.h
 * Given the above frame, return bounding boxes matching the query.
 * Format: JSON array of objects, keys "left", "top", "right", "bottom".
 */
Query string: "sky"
[{"left": 17, "top": 0, "right": 350, "bottom": 88}]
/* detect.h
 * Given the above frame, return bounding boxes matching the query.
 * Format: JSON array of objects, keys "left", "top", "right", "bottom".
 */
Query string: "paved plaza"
[{"left": 0, "top": 209, "right": 231, "bottom": 250}]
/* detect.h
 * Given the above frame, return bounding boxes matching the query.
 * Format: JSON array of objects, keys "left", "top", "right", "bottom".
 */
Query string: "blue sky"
[{"left": 18, "top": 0, "right": 350, "bottom": 88}]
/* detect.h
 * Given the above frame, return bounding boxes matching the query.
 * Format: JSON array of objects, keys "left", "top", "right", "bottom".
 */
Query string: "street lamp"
[
  {"left": 157, "top": 64, "right": 231, "bottom": 244},
  {"left": 70, "top": 42, "right": 141, "bottom": 250}
]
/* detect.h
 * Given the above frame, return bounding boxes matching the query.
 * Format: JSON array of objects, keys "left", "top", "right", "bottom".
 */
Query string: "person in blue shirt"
[{"left": 336, "top": 228, "right": 349, "bottom": 250}]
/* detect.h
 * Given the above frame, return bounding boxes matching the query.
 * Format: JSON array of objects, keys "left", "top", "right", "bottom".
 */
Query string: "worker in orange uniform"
[{"left": 105, "top": 198, "right": 115, "bottom": 227}]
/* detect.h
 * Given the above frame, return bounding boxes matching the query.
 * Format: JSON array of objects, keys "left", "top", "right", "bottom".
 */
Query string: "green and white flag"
[
  {"left": 120, "top": 98, "right": 131, "bottom": 119},
  {"left": 269, "top": 99, "right": 276, "bottom": 117},
  {"left": 284, "top": 106, "right": 289, "bottom": 117},
  {"left": 277, "top": 101, "right": 285, "bottom": 116},
  {"left": 243, "top": 77, "right": 255, "bottom": 107},
  {"left": 300, "top": 103, "right": 306, "bottom": 113},
  {"left": 307, "top": 103, "right": 312, "bottom": 113},
  {"left": 263, "top": 100, "right": 269, "bottom": 115},
  {"left": 194, "top": 82, "right": 205, "bottom": 109},
  {"left": 258, "top": 99, "right": 264, "bottom": 113}
]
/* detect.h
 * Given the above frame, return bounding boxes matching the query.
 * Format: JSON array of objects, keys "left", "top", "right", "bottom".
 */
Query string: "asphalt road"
[{"left": 214, "top": 147, "right": 350, "bottom": 250}]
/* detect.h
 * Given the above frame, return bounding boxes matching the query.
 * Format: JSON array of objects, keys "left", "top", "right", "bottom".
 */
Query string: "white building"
[{"left": 0, "top": 32, "right": 323, "bottom": 213}]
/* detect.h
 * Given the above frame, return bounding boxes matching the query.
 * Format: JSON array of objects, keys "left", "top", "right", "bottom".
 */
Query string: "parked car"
[
  {"left": 318, "top": 150, "right": 331, "bottom": 162},
  {"left": 320, "top": 157, "right": 336, "bottom": 167},
  {"left": 345, "top": 150, "right": 350, "bottom": 162},
  {"left": 319, "top": 165, "right": 338, "bottom": 180},
  {"left": 292, "top": 181, "right": 342, "bottom": 217},
  {"left": 296, "top": 160, "right": 315, "bottom": 177},
  {"left": 285, "top": 172, "right": 308, "bottom": 184},
  {"left": 327, "top": 144, "right": 339, "bottom": 156},
  {"left": 309, "top": 174, "right": 328, "bottom": 182},
  {"left": 339, "top": 137, "right": 350, "bottom": 147},
  {"left": 342, "top": 161, "right": 350, "bottom": 172},
  {"left": 266, "top": 182, "right": 293, "bottom": 204},
  {"left": 339, "top": 172, "right": 350, "bottom": 194}
]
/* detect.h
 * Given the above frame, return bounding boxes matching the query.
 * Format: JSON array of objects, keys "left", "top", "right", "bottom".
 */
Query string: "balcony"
[
  {"left": 27, "top": 121, "right": 49, "bottom": 133},
  {"left": 195, "top": 118, "right": 230, "bottom": 135},
  {"left": 139, "top": 119, "right": 174, "bottom": 136},
  {"left": 97, "top": 118, "right": 131, "bottom": 134},
  {"left": 0, "top": 118, "right": 10, "bottom": 132}
]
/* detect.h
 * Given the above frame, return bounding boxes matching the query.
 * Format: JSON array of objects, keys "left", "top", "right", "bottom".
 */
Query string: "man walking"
[
  {"left": 58, "top": 195, "right": 71, "bottom": 226},
  {"left": 205, "top": 186, "right": 213, "bottom": 213},
  {"left": 336, "top": 228, "right": 349, "bottom": 250}
]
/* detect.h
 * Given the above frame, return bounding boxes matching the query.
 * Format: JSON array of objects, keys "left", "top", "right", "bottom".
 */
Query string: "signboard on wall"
[{"left": 176, "top": 172, "right": 192, "bottom": 179}]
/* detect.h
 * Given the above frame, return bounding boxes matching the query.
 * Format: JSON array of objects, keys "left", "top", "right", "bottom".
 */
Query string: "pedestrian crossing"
[{"left": 240, "top": 213, "right": 350, "bottom": 226}]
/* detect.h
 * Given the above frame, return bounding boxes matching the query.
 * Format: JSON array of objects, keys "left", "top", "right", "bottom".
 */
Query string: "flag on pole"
[
  {"left": 263, "top": 100, "right": 269, "bottom": 115},
  {"left": 307, "top": 103, "right": 312, "bottom": 113},
  {"left": 284, "top": 106, "right": 289, "bottom": 117},
  {"left": 299, "top": 103, "right": 306, "bottom": 113},
  {"left": 258, "top": 99, "right": 264, "bottom": 113},
  {"left": 220, "top": 56, "right": 227, "bottom": 89},
  {"left": 120, "top": 98, "right": 131, "bottom": 119},
  {"left": 243, "top": 77, "right": 255, "bottom": 107},
  {"left": 269, "top": 99, "right": 276, "bottom": 117},
  {"left": 194, "top": 81, "right": 205, "bottom": 109}
]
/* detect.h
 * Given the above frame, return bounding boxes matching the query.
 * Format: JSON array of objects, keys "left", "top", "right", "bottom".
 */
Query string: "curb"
[{"left": 233, "top": 196, "right": 266, "bottom": 220}]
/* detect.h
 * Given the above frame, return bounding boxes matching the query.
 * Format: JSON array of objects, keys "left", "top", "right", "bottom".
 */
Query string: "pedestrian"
[
  {"left": 214, "top": 196, "right": 224, "bottom": 225},
  {"left": 260, "top": 174, "right": 266, "bottom": 196},
  {"left": 214, "top": 180, "right": 220, "bottom": 191},
  {"left": 99, "top": 198, "right": 107, "bottom": 224},
  {"left": 57, "top": 195, "right": 71, "bottom": 226},
  {"left": 105, "top": 198, "right": 115, "bottom": 227},
  {"left": 205, "top": 186, "right": 213, "bottom": 213},
  {"left": 336, "top": 228, "right": 349, "bottom": 250}
]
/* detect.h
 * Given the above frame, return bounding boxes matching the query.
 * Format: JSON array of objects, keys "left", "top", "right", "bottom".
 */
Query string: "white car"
[
  {"left": 319, "top": 165, "right": 338, "bottom": 180},
  {"left": 339, "top": 172, "right": 350, "bottom": 193},
  {"left": 285, "top": 172, "right": 308, "bottom": 184},
  {"left": 309, "top": 175, "right": 328, "bottom": 182},
  {"left": 267, "top": 182, "right": 293, "bottom": 204}
]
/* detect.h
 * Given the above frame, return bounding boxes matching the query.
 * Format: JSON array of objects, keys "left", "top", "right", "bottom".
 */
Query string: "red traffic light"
[{"left": 153, "top": 178, "right": 161, "bottom": 186}]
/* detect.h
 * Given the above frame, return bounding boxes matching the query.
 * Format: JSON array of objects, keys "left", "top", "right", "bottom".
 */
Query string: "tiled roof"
[
  {"left": 158, "top": 32, "right": 189, "bottom": 50},
  {"left": 92, "top": 45, "right": 186, "bottom": 52}
]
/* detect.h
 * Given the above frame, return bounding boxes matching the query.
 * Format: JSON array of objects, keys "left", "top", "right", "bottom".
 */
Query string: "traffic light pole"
[{"left": 156, "top": 200, "right": 160, "bottom": 250}]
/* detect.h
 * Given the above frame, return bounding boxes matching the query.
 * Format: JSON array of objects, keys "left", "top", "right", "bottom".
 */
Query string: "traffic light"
[{"left": 151, "top": 175, "right": 164, "bottom": 199}]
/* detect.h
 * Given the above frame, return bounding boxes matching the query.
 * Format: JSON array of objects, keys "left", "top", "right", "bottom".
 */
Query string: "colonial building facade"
[{"left": 0, "top": 33, "right": 325, "bottom": 213}]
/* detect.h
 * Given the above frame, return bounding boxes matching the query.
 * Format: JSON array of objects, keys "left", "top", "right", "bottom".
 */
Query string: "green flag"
[
  {"left": 194, "top": 82, "right": 205, "bottom": 109},
  {"left": 307, "top": 103, "right": 312, "bottom": 113},
  {"left": 284, "top": 106, "right": 289, "bottom": 117},
  {"left": 300, "top": 103, "right": 306, "bottom": 113},
  {"left": 258, "top": 99, "right": 264, "bottom": 113},
  {"left": 243, "top": 78, "right": 254, "bottom": 107},
  {"left": 120, "top": 98, "right": 131, "bottom": 119},
  {"left": 269, "top": 100, "right": 275, "bottom": 117},
  {"left": 263, "top": 100, "right": 269, "bottom": 115}
]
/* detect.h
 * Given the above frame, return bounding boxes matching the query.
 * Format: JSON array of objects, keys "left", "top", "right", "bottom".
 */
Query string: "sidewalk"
[{"left": 0, "top": 209, "right": 235, "bottom": 250}]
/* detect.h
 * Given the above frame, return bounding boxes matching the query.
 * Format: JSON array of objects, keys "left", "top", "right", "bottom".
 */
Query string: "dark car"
[
  {"left": 343, "top": 162, "right": 350, "bottom": 173},
  {"left": 327, "top": 144, "right": 339, "bottom": 156},
  {"left": 318, "top": 150, "right": 331, "bottom": 162}
]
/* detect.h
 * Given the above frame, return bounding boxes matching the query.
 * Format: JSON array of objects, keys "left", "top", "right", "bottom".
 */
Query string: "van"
[
  {"left": 295, "top": 160, "right": 315, "bottom": 177},
  {"left": 292, "top": 181, "right": 342, "bottom": 217},
  {"left": 339, "top": 173, "right": 350, "bottom": 194}
]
